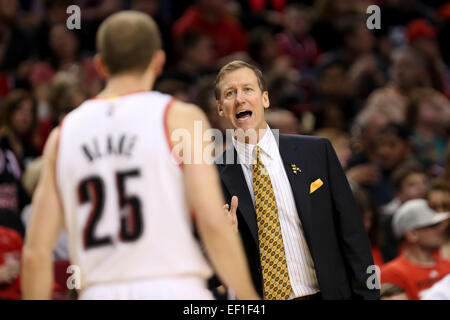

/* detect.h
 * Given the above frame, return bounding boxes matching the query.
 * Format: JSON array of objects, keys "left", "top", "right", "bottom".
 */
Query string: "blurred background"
[{"left": 0, "top": 0, "right": 449, "bottom": 300}]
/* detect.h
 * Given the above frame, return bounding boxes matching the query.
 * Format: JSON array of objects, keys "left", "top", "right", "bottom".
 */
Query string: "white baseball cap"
[{"left": 392, "top": 199, "right": 450, "bottom": 238}]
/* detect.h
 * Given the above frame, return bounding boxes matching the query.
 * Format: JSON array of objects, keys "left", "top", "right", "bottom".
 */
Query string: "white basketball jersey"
[{"left": 56, "top": 91, "right": 213, "bottom": 290}]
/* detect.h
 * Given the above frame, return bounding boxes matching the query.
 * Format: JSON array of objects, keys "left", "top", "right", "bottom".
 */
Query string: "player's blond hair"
[{"left": 96, "top": 11, "right": 161, "bottom": 76}]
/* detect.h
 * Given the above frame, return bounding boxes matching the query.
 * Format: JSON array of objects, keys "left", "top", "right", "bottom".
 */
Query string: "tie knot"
[
  {"left": 253, "top": 146, "right": 261, "bottom": 166},
  {"left": 255, "top": 145, "right": 261, "bottom": 159}
]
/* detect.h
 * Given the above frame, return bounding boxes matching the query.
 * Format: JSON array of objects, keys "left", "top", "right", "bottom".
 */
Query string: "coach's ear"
[
  {"left": 94, "top": 54, "right": 109, "bottom": 79},
  {"left": 217, "top": 101, "right": 224, "bottom": 117},
  {"left": 151, "top": 49, "right": 166, "bottom": 77}
]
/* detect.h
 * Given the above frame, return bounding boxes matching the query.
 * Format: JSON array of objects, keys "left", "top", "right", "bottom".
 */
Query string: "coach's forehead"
[{"left": 219, "top": 67, "right": 259, "bottom": 90}]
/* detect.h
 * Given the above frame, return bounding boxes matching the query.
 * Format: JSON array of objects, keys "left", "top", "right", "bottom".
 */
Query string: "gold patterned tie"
[{"left": 252, "top": 146, "right": 292, "bottom": 300}]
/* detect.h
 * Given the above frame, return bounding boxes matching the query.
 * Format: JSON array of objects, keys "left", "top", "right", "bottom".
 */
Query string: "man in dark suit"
[{"left": 214, "top": 60, "right": 379, "bottom": 300}]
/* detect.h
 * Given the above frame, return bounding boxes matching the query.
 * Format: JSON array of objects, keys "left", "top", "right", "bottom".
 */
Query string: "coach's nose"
[{"left": 235, "top": 89, "right": 245, "bottom": 105}]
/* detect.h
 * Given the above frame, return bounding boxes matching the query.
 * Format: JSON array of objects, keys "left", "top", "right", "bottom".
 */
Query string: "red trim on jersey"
[
  {"left": 54, "top": 117, "right": 66, "bottom": 194},
  {"left": 88, "top": 90, "right": 149, "bottom": 101},
  {"left": 163, "top": 98, "right": 183, "bottom": 168}
]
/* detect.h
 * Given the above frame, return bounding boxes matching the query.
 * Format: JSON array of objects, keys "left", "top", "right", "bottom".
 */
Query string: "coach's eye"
[
  {"left": 225, "top": 90, "right": 234, "bottom": 98},
  {"left": 244, "top": 87, "right": 252, "bottom": 92}
]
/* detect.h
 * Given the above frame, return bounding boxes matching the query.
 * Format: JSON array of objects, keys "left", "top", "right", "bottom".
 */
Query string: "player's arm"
[
  {"left": 167, "top": 101, "right": 260, "bottom": 300},
  {"left": 22, "top": 128, "right": 64, "bottom": 299}
]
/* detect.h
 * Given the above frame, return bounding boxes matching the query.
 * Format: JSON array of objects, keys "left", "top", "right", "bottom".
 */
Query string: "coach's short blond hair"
[
  {"left": 214, "top": 60, "right": 267, "bottom": 101},
  {"left": 96, "top": 11, "right": 161, "bottom": 76}
]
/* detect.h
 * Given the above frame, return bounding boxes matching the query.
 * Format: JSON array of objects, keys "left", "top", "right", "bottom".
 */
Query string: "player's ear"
[
  {"left": 94, "top": 54, "right": 109, "bottom": 79},
  {"left": 151, "top": 50, "right": 166, "bottom": 77}
]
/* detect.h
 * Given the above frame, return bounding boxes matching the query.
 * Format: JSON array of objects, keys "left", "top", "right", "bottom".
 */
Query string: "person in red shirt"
[
  {"left": 0, "top": 226, "right": 22, "bottom": 300},
  {"left": 381, "top": 199, "right": 450, "bottom": 300},
  {"left": 172, "top": 0, "right": 248, "bottom": 60},
  {"left": 275, "top": 4, "right": 320, "bottom": 71}
]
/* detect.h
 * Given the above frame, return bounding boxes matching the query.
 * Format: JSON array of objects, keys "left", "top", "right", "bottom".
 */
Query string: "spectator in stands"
[
  {"left": 30, "top": 0, "right": 72, "bottom": 62},
  {"left": 380, "top": 0, "right": 437, "bottom": 32},
  {"left": 406, "top": 87, "right": 450, "bottom": 169},
  {"left": 380, "top": 283, "right": 408, "bottom": 300},
  {"left": 380, "top": 162, "right": 428, "bottom": 261},
  {"left": 383, "top": 163, "right": 428, "bottom": 217},
  {"left": 365, "top": 47, "right": 428, "bottom": 123},
  {"left": 345, "top": 108, "right": 393, "bottom": 203},
  {"left": 314, "top": 57, "right": 353, "bottom": 130},
  {"left": 311, "top": 0, "right": 361, "bottom": 52},
  {"left": 420, "top": 274, "right": 450, "bottom": 299},
  {"left": 0, "top": 0, "right": 32, "bottom": 73},
  {"left": 248, "top": 26, "right": 295, "bottom": 84},
  {"left": 329, "top": 18, "right": 376, "bottom": 69},
  {"left": 427, "top": 178, "right": 450, "bottom": 214},
  {"left": 275, "top": 4, "right": 320, "bottom": 71},
  {"left": 265, "top": 109, "right": 300, "bottom": 135},
  {"left": 163, "top": 31, "right": 215, "bottom": 85},
  {"left": 445, "top": 140, "right": 450, "bottom": 181},
  {"left": 0, "top": 89, "right": 39, "bottom": 171},
  {"left": 29, "top": 23, "right": 101, "bottom": 108},
  {"left": 76, "top": 0, "right": 123, "bottom": 54},
  {"left": 370, "top": 123, "right": 414, "bottom": 205},
  {"left": 172, "top": 0, "right": 248, "bottom": 60},
  {"left": 0, "top": 0, "right": 33, "bottom": 96},
  {"left": 406, "top": 19, "right": 450, "bottom": 97},
  {"left": 425, "top": 178, "right": 450, "bottom": 260},
  {"left": 20, "top": 157, "right": 69, "bottom": 261},
  {"left": 38, "top": 72, "right": 87, "bottom": 151},
  {"left": 0, "top": 225, "right": 22, "bottom": 300},
  {"left": 319, "top": 16, "right": 382, "bottom": 108},
  {"left": 314, "top": 128, "right": 351, "bottom": 170},
  {"left": 381, "top": 199, "right": 450, "bottom": 300},
  {"left": 18, "top": 156, "right": 71, "bottom": 299},
  {"left": 352, "top": 186, "right": 384, "bottom": 268},
  {"left": 131, "top": 0, "right": 174, "bottom": 66},
  {"left": 154, "top": 78, "right": 190, "bottom": 102}
]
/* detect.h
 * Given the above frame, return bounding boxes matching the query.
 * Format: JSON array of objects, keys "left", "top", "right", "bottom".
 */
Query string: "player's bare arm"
[
  {"left": 167, "top": 101, "right": 260, "bottom": 300},
  {"left": 22, "top": 128, "right": 64, "bottom": 299}
]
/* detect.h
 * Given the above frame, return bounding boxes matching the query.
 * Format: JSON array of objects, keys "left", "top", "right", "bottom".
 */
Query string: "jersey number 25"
[{"left": 78, "top": 169, "right": 143, "bottom": 249}]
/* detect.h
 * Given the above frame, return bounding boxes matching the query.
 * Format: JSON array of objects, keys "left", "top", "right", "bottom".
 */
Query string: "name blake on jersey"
[{"left": 81, "top": 134, "right": 137, "bottom": 163}]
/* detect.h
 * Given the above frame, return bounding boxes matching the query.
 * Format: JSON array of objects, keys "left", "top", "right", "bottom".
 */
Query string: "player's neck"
[{"left": 98, "top": 73, "right": 155, "bottom": 98}]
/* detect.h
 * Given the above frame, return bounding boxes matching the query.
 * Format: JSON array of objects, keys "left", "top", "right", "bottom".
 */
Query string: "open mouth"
[{"left": 236, "top": 110, "right": 252, "bottom": 120}]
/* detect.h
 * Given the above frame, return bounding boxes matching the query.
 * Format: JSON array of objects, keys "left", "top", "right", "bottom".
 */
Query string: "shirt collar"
[{"left": 232, "top": 127, "right": 277, "bottom": 166}]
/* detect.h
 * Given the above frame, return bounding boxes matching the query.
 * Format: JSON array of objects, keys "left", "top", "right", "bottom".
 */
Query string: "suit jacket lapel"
[
  {"left": 217, "top": 145, "right": 259, "bottom": 244},
  {"left": 278, "top": 134, "right": 313, "bottom": 245}
]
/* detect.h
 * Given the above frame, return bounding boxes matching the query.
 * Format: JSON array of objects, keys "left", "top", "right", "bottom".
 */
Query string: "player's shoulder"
[
  {"left": 61, "top": 98, "right": 98, "bottom": 123},
  {"left": 168, "top": 100, "right": 207, "bottom": 122}
]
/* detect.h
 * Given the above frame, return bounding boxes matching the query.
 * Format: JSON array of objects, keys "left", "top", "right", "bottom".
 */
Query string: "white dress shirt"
[{"left": 232, "top": 128, "right": 319, "bottom": 298}]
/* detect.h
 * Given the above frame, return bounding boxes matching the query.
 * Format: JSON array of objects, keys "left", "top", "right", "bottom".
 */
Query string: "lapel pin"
[{"left": 290, "top": 163, "right": 301, "bottom": 175}]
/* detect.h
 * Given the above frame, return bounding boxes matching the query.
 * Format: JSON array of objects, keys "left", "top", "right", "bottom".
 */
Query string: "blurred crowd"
[{"left": 0, "top": 0, "right": 450, "bottom": 300}]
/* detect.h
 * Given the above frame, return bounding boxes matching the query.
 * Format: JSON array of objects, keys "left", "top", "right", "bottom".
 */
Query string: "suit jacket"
[{"left": 215, "top": 133, "right": 379, "bottom": 300}]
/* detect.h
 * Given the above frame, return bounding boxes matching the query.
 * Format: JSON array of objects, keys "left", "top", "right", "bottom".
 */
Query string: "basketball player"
[{"left": 21, "top": 11, "right": 259, "bottom": 300}]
